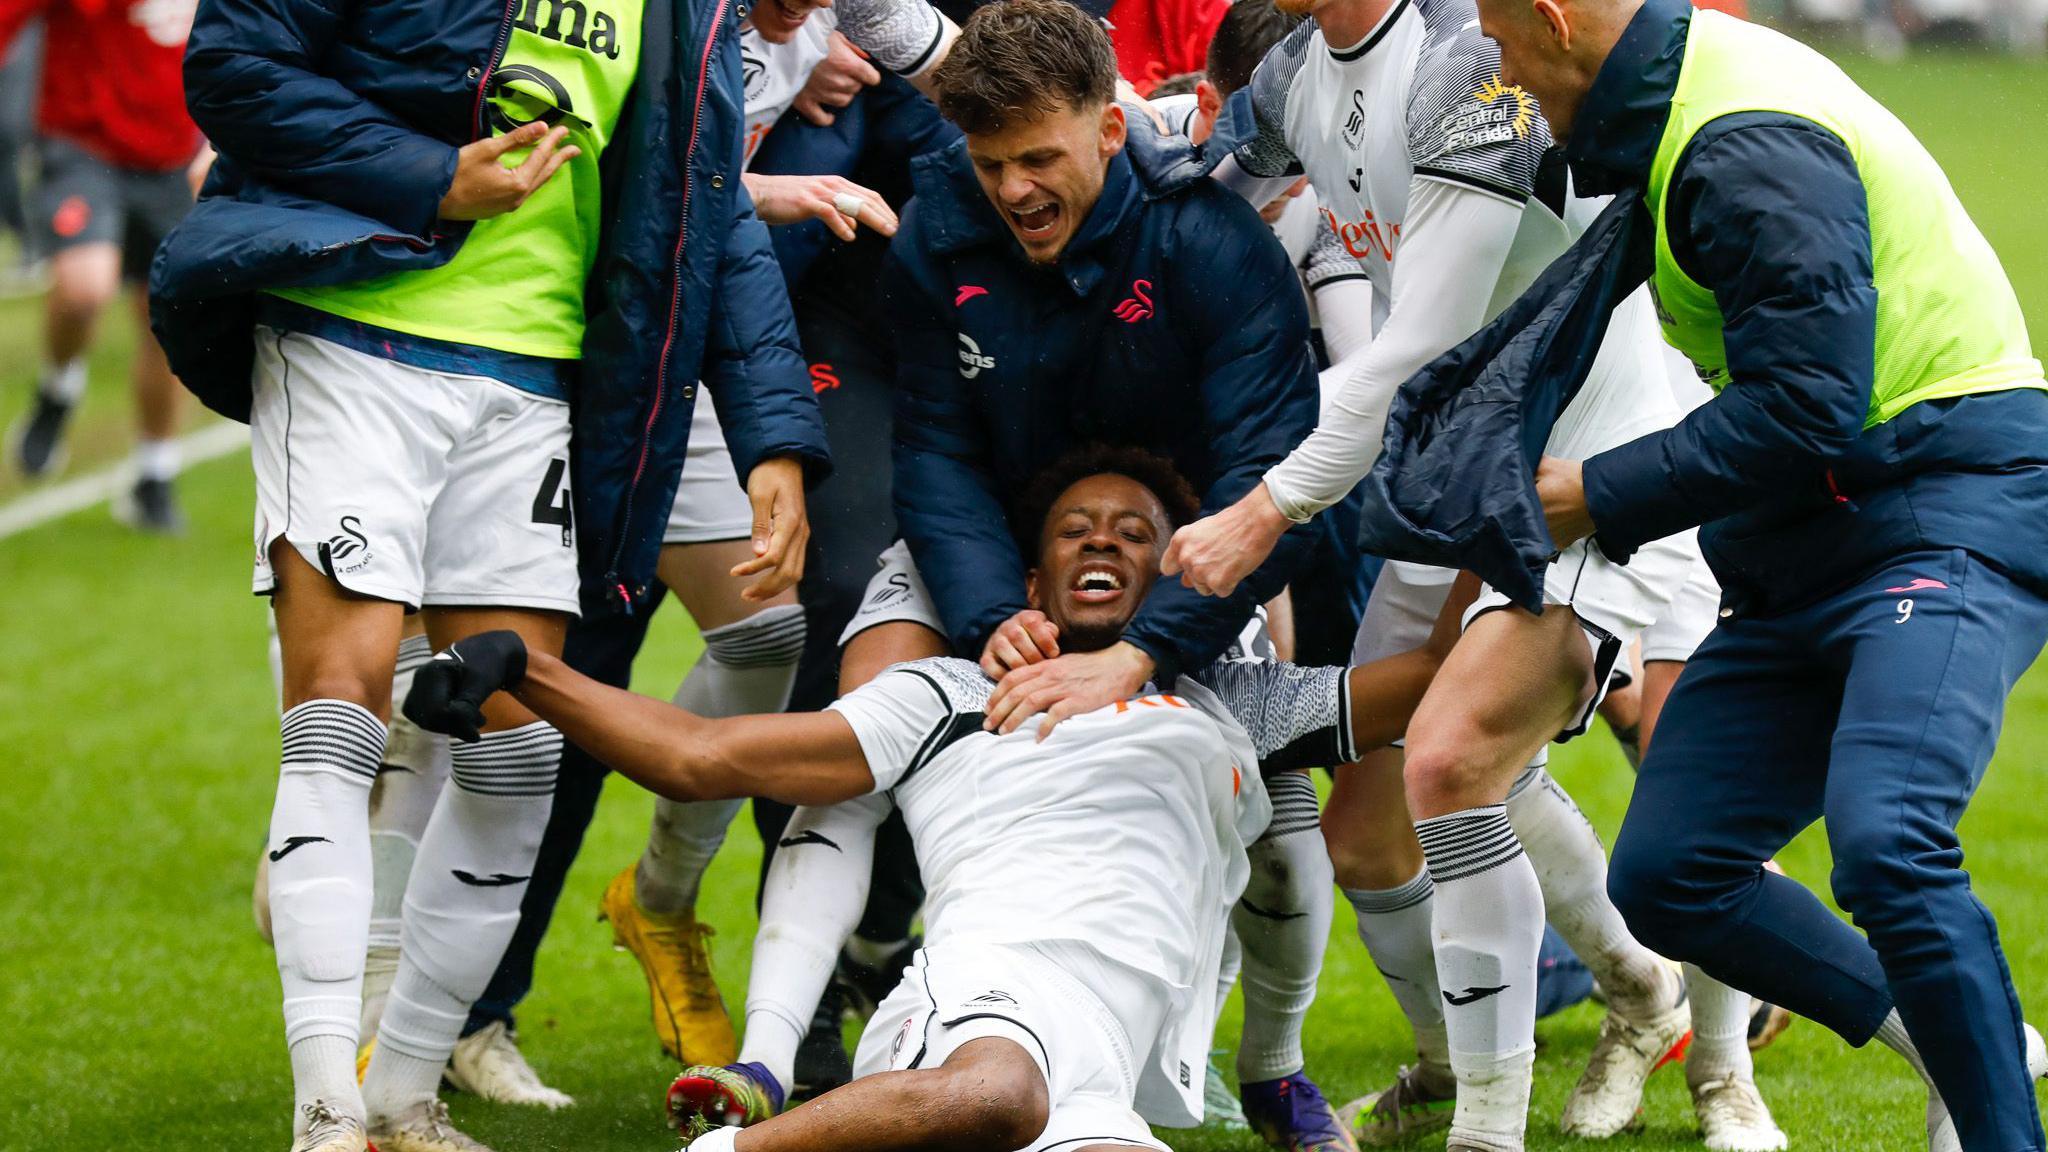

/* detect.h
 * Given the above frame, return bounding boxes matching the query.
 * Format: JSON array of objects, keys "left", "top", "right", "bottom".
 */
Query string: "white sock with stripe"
[
  {"left": 1345, "top": 867, "right": 1452, "bottom": 1079},
  {"left": 362, "top": 634, "right": 451, "bottom": 1040},
  {"left": 271, "top": 699, "right": 385, "bottom": 1131},
  {"left": 364, "top": 721, "right": 560, "bottom": 1122},
  {"left": 1417, "top": 804, "right": 1542, "bottom": 1148},
  {"left": 1506, "top": 762, "right": 1675, "bottom": 1021}
]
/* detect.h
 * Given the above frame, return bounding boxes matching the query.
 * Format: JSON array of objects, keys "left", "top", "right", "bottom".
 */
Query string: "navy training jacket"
[
  {"left": 151, "top": 0, "right": 830, "bottom": 616},
  {"left": 883, "top": 111, "right": 1324, "bottom": 682}
]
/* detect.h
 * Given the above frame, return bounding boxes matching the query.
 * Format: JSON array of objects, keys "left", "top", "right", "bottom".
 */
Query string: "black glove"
[{"left": 402, "top": 630, "right": 529, "bottom": 743}]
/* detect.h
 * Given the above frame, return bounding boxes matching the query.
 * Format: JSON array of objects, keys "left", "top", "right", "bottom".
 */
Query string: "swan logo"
[{"left": 1112, "top": 279, "right": 1154, "bottom": 323}]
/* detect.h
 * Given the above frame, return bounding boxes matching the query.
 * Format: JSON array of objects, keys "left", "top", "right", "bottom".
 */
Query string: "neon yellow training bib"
[
  {"left": 275, "top": 0, "right": 644, "bottom": 360},
  {"left": 1643, "top": 9, "right": 2043, "bottom": 425}
]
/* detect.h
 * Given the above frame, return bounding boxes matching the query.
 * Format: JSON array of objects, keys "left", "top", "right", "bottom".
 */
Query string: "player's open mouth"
[
  {"left": 1071, "top": 562, "right": 1126, "bottom": 604},
  {"left": 1012, "top": 202, "right": 1060, "bottom": 239}
]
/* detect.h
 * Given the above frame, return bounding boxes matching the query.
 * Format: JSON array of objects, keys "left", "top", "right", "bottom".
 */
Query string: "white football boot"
[
  {"left": 1560, "top": 981, "right": 1693, "bottom": 1138},
  {"left": 369, "top": 1098, "right": 495, "bottom": 1152},
  {"left": 288, "top": 1101, "right": 366, "bottom": 1152},
  {"left": 446, "top": 1020, "right": 574, "bottom": 1109},
  {"left": 1690, "top": 1074, "right": 1788, "bottom": 1151}
]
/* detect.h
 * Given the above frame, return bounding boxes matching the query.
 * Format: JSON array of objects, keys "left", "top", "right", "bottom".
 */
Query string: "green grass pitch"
[{"left": 3, "top": 49, "right": 2046, "bottom": 1152}]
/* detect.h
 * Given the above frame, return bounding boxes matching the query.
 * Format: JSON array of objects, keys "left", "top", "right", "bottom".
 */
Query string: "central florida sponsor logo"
[
  {"left": 1440, "top": 77, "right": 1534, "bottom": 152},
  {"left": 957, "top": 333, "right": 996, "bottom": 378}
]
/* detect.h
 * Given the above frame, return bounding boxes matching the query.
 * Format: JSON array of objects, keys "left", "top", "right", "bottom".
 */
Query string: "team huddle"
[{"left": 130, "top": 0, "right": 2048, "bottom": 1145}]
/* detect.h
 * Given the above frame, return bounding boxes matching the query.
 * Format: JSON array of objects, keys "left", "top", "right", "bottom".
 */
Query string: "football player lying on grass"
[{"left": 407, "top": 448, "right": 1471, "bottom": 1152}]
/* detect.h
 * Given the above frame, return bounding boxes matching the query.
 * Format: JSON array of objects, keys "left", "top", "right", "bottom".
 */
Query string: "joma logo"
[{"left": 512, "top": 0, "right": 624, "bottom": 58}]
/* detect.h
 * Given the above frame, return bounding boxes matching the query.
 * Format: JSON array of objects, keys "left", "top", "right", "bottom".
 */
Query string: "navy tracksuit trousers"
[{"left": 1609, "top": 546, "right": 2048, "bottom": 1152}]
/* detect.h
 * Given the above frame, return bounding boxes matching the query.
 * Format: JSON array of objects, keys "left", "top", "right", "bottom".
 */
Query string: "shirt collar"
[
  {"left": 1326, "top": 0, "right": 1412, "bottom": 62},
  {"left": 1564, "top": 0, "right": 1690, "bottom": 197}
]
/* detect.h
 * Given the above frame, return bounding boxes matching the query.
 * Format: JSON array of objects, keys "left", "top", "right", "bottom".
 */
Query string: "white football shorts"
[
  {"left": 1641, "top": 547, "right": 1722, "bottom": 664},
  {"left": 249, "top": 327, "right": 578, "bottom": 614},
  {"left": 1351, "top": 528, "right": 1696, "bottom": 741},
  {"left": 854, "top": 941, "right": 1172, "bottom": 1152},
  {"left": 663, "top": 394, "right": 758, "bottom": 545},
  {"left": 840, "top": 539, "right": 947, "bottom": 647}
]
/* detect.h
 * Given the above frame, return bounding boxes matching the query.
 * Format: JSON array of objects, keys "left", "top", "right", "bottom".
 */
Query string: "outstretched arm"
[{"left": 404, "top": 632, "right": 875, "bottom": 806}]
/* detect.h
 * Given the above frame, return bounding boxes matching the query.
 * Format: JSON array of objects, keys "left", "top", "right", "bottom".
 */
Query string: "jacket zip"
[
  {"left": 472, "top": 0, "right": 523, "bottom": 138},
  {"left": 357, "top": 0, "right": 519, "bottom": 253},
  {"left": 603, "top": 0, "right": 730, "bottom": 612}
]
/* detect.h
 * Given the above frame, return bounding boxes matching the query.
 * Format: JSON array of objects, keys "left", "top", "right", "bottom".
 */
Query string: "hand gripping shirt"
[
  {"left": 736, "top": 0, "right": 946, "bottom": 165},
  {"left": 827, "top": 654, "right": 1361, "bottom": 1126}
]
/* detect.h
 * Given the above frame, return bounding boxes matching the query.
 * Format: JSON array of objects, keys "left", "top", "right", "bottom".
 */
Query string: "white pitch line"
[{"left": 0, "top": 419, "right": 247, "bottom": 540}]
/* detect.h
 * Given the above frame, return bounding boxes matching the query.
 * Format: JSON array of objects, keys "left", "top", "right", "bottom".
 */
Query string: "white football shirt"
[
  {"left": 826, "top": 654, "right": 1359, "bottom": 1123},
  {"left": 1230, "top": 0, "right": 1675, "bottom": 519}
]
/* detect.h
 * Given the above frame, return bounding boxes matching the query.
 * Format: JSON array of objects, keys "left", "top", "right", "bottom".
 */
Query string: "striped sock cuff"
[
  {"left": 1257, "top": 770, "right": 1322, "bottom": 842},
  {"left": 281, "top": 699, "right": 388, "bottom": 781},
  {"left": 1415, "top": 804, "right": 1522, "bottom": 884},
  {"left": 395, "top": 633, "right": 435, "bottom": 676},
  {"left": 1344, "top": 866, "right": 1435, "bottom": 915},
  {"left": 449, "top": 721, "right": 562, "bottom": 797},
  {"left": 702, "top": 604, "right": 807, "bottom": 669}
]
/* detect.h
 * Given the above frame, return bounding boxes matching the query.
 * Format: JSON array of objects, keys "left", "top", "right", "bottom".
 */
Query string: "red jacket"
[
  {"left": 1107, "top": 0, "right": 1229, "bottom": 96},
  {"left": 0, "top": 0, "right": 201, "bottom": 170}
]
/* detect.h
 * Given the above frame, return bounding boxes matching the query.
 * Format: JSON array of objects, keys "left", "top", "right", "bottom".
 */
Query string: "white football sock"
[
  {"left": 636, "top": 605, "right": 804, "bottom": 916},
  {"left": 1234, "top": 771, "right": 1332, "bottom": 1083},
  {"left": 271, "top": 699, "right": 385, "bottom": 1127},
  {"left": 1685, "top": 965, "right": 1757, "bottom": 1086},
  {"left": 1875, "top": 1009, "right": 1933, "bottom": 1085},
  {"left": 363, "top": 634, "right": 450, "bottom": 1039},
  {"left": 740, "top": 794, "right": 885, "bottom": 1090},
  {"left": 365, "top": 721, "right": 560, "bottom": 1122},
  {"left": 1416, "top": 804, "right": 1542, "bottom": 1145},
  {"left": 1345, "top": 867, "right": 1450, "bottom": 1074},
  {"left": 133, "top": 437, "right": 180, "bottom": 482},
  {"left": 1505, "top": 763, "right": 1674, "bottom": 1020},
  {"left": 39, "top": 357, "right": 84, "bottom": 403}
]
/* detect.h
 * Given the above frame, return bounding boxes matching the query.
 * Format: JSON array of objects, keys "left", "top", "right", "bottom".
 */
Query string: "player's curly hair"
[
  {"left": 1013, "top": 444, "right": 1205, "bottom": 554},
  {"left": 931, "top": 0, "right": 1119, "bottom": 134}
]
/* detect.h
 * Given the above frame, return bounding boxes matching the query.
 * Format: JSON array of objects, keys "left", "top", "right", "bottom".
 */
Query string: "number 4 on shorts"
[{"left": 532, "top": 458, "right": 573, "bottom": 546}]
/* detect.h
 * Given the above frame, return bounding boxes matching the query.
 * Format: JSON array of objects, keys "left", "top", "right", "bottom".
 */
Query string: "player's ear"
[
  {"left": 1025, "top": 567, "right": 1045, "bottom": 610},
  {"left": 1100, "top": 100, "right": 1127, "bottom": 158},
  {"left": 1192, "top": 80, "right": 1222, "bottom": 145},
  {"left": 1532, "top": 0, "right": 1571, "bottom": 50}
]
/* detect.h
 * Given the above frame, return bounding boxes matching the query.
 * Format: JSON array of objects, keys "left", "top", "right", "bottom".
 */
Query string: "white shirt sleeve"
[
  {"left": 825, "top": 659, "right": 990, "bottom": 792},
  {"left": 825, "top": 669, "right": 953, "bottom": 793},
  {"left": 1213, "top": 152, "right": 1305, "bottom": 215},
  {"left": 1261, "top": 176, "right": 1526, "bottom": 521},
  {"left": 831, "top": 0, "right": 951, "bottom": 78}
]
